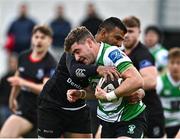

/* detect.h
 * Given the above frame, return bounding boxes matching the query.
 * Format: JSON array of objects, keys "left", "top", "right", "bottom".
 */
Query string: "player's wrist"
[
  {"left": 106, "top": 90, "right": 117, "bottom": 101},
  {"left": 79, "top": 90, "right": 87, "bottom": 99}
]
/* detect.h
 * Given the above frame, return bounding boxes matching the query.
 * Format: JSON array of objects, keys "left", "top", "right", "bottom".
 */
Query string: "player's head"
[
  {"left": 65, "top": 26, "right": 98, "bottom": 65},
  {"left": 122, "top": 16, "right": 141, "bottom": 49},
  {"left": 95, "top": 17, "right": 127, "bottom": 47},
  {"left": 144, "top": 25, "right": 163, "bottom": 48},
  {"left": 167, "top": 47, "right": 180, "bottom": 80},
  {"left": 31, "top": 25, "right": 53, "bottom": 53}
]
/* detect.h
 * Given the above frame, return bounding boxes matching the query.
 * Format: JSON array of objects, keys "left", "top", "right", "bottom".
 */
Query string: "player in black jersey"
[
  {"left": 123, "top": 16, "right": 165, "bottom": 138},
  {"left": 0, "top": 25, "right": 57, "bottom": 138}
]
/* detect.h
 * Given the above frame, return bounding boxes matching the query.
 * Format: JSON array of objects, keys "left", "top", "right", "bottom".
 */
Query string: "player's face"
[
  {"left": 144, "top": 31, "right": 159, "bottom": 48},
  {"left": 70, "top": 39, "right": 96, "bottom": 65},
  {"left": 104, "top": 27, "right": 125, "bottom": 47},
  {"left": 32, "top": 31, "right": 52, "bottom": 53},
  {"left": 123, "top": 27, "right": 140, "bottom": 49},
  {"left": 168, "top": 57, "right": 180, "bottom": 79}
]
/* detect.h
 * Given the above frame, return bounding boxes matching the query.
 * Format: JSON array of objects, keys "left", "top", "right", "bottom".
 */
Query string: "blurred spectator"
[
  {"left": 156, "top": 47, "right": 180, "bottom": 138},
  {"left": 80, "top": 3, "right": 103, "bottom": 36},
  {"left": 0, "top": 53, "right": 18, "bottom": 129},
  {"left": 49, "top": 5, "right": 71, "bottom": 60},
  {"left": 144, "top": 26, "right": 168, "bottom": 72},
  {"left": 4, "top": 3, "right": 36, "bottom": 54}
]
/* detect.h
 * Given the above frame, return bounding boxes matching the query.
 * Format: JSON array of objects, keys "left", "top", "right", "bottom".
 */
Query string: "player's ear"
[
  {"left": 86, "top": 37, "right": 93, "bottom": 48},
  {"left": 100, "top": 28, "right": 107, "bottom": 38}
]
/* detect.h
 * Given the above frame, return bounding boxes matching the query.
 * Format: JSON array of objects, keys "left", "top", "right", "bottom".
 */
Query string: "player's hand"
[
  {"left": 7, "top": 76, "right": 24, "bottom": 86},
  {"left": 127, "top": 89, "right": 145, "bottom": 104},
  {"left": 97, "top": 66, "right": 121, "bottom": 81},
  {"left": 95, "top": 86, "right": 107, "bottom": 100},
  {"left": 67, "top": 89, "right": 81, "bottom": 103},
  {"left": 9, "top": 98, "right": 18, "bottom": 113}
]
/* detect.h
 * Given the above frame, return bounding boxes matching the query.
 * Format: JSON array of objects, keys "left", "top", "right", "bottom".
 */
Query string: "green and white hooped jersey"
[
  {"left": 90, "top": 43, "right": 146, "bottom": 123},
  {"left": 157, "top": 72, "right": 180, "bottom": 127}
]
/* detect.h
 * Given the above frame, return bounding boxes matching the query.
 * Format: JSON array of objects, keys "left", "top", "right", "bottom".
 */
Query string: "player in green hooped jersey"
[
  {"left": 65, "top": 26, "right": 147, "bottom": 138},
  {"left": 156, "top": 47, "right": 180, "bottom": 138}
]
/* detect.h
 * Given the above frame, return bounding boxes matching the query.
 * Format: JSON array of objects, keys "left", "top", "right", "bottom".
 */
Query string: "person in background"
[
  {"left": 122, "top": 16, "right": 165, "bottom": 138},
  {"left": 49, "top": 4, "right": 71, "bottom": 60},
  {"left": 156, "top": 47, "right": 180, "bottom": 138},
  {"left": 144, "top": 25, "right": 168, "bottom": 72},
  {"left": 0, "top": 53, "right": 18, "bottom": 129},
  {"left": 80, "top": 3, "right": 103, "bottom": 36},
  {"left": 0, "top": 25, "right": 57, "bottom": 138},
  {"left": 4, "top": 3, "right": 36, "bottom": 54}
]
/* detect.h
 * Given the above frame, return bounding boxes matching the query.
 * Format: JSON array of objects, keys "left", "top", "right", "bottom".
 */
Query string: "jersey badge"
[
  {"left": 108, "top": 49, "right": 122, "bottom": 63},
  {"left": 36, "top": 69, "right": 44, "bottom": 79}
]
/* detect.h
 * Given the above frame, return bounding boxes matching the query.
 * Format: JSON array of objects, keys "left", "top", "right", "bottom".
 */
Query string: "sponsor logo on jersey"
[
  {"left": 75, "top": 68, "right": 86, "bottom": 77},
  {"left": 67, "top": 78, "right": 82, "bottom": 89},
  {"left": 139, "top": 60, "right": 152, "bottom": 69},
  {"left": 108, "top": 49, "right": 122, "bottom": 63},
  {"left": 36, "top": 69, "right": 44, "bottom": 79}
]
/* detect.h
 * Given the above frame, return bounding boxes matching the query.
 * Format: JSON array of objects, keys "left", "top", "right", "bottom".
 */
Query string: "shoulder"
[
  {"left": 103, "top": 46, "right": 131, "bottom": 65},
  {"left": 46, "top": 52, "right": 57, "bottom": 65}
]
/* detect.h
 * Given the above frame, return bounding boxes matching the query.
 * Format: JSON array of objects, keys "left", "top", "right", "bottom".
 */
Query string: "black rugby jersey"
[
  {"left": 18, "top": 50, "right": 57, "bottom": 114},
  {"left": 39, "top": 52, "right": 98, "bottom": 108},
  {"left": 127, "top": 42, "right": 164, "bottom": 115}
]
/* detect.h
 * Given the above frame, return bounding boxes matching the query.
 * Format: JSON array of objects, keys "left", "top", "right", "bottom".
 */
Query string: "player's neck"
[{"left": 31, "top": 50, "right": 47, "bottom": 61}]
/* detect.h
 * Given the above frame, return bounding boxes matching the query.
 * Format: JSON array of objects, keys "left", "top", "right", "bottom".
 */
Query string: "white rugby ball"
[{"left": 98, "top": 77, "right": 123, "bottom": 93}]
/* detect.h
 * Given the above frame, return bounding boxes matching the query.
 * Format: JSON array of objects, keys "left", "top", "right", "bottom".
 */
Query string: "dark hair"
[
  {"left": 32, "top": 25, "right": 53, "bottom": 37},
  {"left": 144, "top": 25, "right": 163, "bottom": 43},
  {"left": 122, "top": 16, "right": 141, "bottom": 28},
  {"left": 97, "top": 17, "right": 127, "bottom": 34},
  {"left": 168, "top": 47, "right": 180, "bottom": 59},
  {"left": 64, "top": 26, "right": 95, "bottom": 52}
]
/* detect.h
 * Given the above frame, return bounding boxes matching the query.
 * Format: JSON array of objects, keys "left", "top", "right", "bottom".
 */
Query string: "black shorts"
[
  {"left": 165, "top": 125, "right": 180, "bottom": 138},
  {"left": 38, "top": 99, "right": 91, "bottom": 138},
  {"left": 146, "top": 112, "right": 165, "bottom": 138},
  {"left": 100, "top": 111, "right": 147, "bottom": 138}
]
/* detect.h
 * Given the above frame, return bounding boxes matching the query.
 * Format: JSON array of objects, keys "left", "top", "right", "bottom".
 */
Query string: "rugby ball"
[{"left": 98, "top": 77, "right": 123, "bottom": 93}]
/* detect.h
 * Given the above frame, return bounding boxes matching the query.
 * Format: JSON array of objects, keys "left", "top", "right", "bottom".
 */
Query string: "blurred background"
[{"left": 0, "top": 0, "right": 180, "bottom": 77}]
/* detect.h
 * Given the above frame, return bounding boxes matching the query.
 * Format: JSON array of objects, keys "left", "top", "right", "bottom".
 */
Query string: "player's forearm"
[
  {"left": 115, "top": 68, "right": 144, "bottom": 97},
  {"left": 9, "top": 86, "right": 20, "bottom": 100},
  {"left": 21, "top": 78, "right": 48, "bottom": 95},
  {"left": 115, "top": 77, "right": 143, "bottom": 97},
  {"left": 140, "top": 66, "right": 158, "bottom": 90},
  {"left": 143, "top": 75, "right": 157, "bottom": 90}
]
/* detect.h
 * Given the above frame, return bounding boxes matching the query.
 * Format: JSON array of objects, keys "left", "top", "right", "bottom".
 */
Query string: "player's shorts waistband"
[{"left": 61, "top": 104, "right": 86, "bottom": 111}]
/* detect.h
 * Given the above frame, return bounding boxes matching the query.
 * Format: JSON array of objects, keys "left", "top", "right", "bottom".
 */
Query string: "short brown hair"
[
  {"left": 168, "top": 47, "right": 180, "bottom": 59},
  {"left": 32, "top": 25, "right": 53, "bottom": 37},
  {"left": 64, "top": 26, "right": 95, "bottom": 52},
  {"left": 122, "top": 16, "right": 141, "bottom": 28}
]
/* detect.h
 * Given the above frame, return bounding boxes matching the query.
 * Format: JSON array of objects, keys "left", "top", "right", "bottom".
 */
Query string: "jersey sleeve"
[
  {"left": 66, "top": 53, "right": 98, "bottom": 79},
  {"left": 136, "top": 48, "right": 155, "bottom": 70},
  {"left": 103, "top": 47, "right": 133, "bottom": 73}
]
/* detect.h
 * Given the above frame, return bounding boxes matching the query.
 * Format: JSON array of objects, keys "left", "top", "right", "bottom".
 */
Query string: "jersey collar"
[
  {"left": 96, "top": 42, "right": 104, "bottom": 63},
  {"left": 167, "top": 72, "right": 180, "bottom": 87}
]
